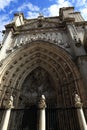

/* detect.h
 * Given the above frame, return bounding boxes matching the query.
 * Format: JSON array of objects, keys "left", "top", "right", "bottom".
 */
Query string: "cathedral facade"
[{"left": 0, "top": 7, "right": 87, "bottom": 130}]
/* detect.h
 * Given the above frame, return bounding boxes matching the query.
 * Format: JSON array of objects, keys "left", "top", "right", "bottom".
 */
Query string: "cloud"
[
  {"left": 47, "top": 4, "right": 60, "bottom": 16},
  {"left": 9, "top": 9, "right": 15, "bottom": 14},
  {"left": 43, "top": 0, "right": 87, "bottom": 20},
  {"left": 0, "top": 0, "right": 16, "bottom": 10},
  {"left": 27, "top": 3, "right": 40, "bottom": 11},
  {"left": 27, "top": 12, "right": 39, "bottom": 18},
  {"left": 43, "top": 0, "right": 72, "bottom": 16},
  {"left": 17, "top": 2, "right": 40, "bottom": 19},
  {"left": 73, "top": 0, "right": 87, "bottom": 20},
  {"left": 57, "top": 0, "right": 65, "bottom": 4},
  {"left": 9, "top": 0, "right": 87, "bottom": 20},
  {"left": 75, "top": 0, "right": 87, "bottom": 7},
  {"left": 0, "top": 15, "right": 10, "bottom": 41},
  {"left": 80, "top": 8, "right": 87, "bottom": 20},
  {"left": 17, "top": 3, "right": 28, "bottom": 11},
  {"left": 17, "top": 2, "right": 40, "bottom": 12},
  {"left": 0, "top": 0, "right": 87, "bottom": 41}
]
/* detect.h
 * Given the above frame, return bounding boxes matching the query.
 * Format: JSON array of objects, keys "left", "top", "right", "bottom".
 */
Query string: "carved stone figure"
[
  {"left": 75, "top": 94, "right": 81, "bottom": 103},
  {"left": 8, "top": 96, "right": 14, "bottom": 108},
  {"left": 3, "top": 96, "right": 14, "bottom": 109},
  {"left": 38, "top": 95, "right": 46, "bottom": 109},
  {"left": 75, "top": 94, "right": 82, "bottom": 107}
]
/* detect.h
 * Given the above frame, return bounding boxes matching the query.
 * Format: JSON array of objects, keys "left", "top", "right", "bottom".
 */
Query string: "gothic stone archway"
[{"left": 0, "top": 41, "right": 86, "bottom": 130}]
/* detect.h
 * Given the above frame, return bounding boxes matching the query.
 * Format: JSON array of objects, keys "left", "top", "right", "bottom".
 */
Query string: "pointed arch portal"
[{"left": 0, "top": 41, "right": 86, "bottom": 130}]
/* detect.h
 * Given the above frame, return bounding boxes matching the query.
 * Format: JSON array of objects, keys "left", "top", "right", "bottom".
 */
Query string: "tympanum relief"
[{"left": 18, "top": 67, "right": 57, "bottom": 108}]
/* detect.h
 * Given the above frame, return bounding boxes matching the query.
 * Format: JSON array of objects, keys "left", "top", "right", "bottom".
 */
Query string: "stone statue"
[
  {"left": 38, "top": 95, "right": 46, "bottom": 109},
  {"left": 75, "top": 94, "right": 81, "bottom": 103},
  {"left": 7, "top": 96, "right": 14, "bottom": 108},
  {"left": 75, "top": 94, "right": 82, "bottom": 107}
]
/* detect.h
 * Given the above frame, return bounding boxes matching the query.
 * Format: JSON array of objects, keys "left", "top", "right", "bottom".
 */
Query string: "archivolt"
[{"left": 0, "top": 41, "right": 86, "bottom": 107}]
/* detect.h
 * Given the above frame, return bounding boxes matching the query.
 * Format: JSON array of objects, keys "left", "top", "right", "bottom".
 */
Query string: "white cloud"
[
  {"left": 0, "top": 0, "right": 87, "bottom": 41},
  {"left": 48, "top": 4, "right": 60, "bottom": 16},
  {"left": 75, "top": 0, "right": 87, "bottom": 7},
  {"left": 43, "top": 0, "right": 71, "bottom": 16},
  {"left": 9, "top": 9, "right": 15, "bottom": 14},
  {"left": 80, "top": 8, "right": 87, "bottom": 20},
  {"left": 27, "top": 12, "right": 39, "bottom": 18},
  {"left": 0, "top": 15, "right": 10, "bottom": 41},
  {"left": 73, "top": 0, "right": 87, "bottom": 20},
  {"left": 42, "top": 0, "right": 87, "bottom": 20},
  {"left": 0, "top": 0, "right": 16, "bottom": 10},
  {"left": 17, "top": 2, "right": 40, "bottom": 19},
  {"left": 17, "top": 2, "right": 40, "bottom": 12},
  {"left": 57, "top": 0, "right": 65, "bottom": 4},
  {"left": 17, "top": 3, "right": 26, "bottom": 12},
  {"left": 27, "top": 3, "right": 40, "bottom": 11}
]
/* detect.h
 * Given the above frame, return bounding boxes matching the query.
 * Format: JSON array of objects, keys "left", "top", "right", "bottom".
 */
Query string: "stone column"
[
  {"left": 38, "top": 95, "right": 46, "bottom": 130},
  {"left": 75, "top": 94, "right": 87, "bottom": 130},
  {"left": 1, "top": 96, "right": 14, "bottom": 130}
]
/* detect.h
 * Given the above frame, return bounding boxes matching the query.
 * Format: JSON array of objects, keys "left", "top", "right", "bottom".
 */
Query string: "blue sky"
[{"left": 0, "top": 0, "right": 87, "bottom": 40}]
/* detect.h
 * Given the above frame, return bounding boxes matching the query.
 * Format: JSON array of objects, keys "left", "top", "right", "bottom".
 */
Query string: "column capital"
[
  {"left": 38, "top": 95, "right": 46, "bottom": 109},
  {"left": 3, "top": 96, "right": 14, "bottom": 109},
  {"left": 75, "top": 94, "right": 83, "bottom": 108}
]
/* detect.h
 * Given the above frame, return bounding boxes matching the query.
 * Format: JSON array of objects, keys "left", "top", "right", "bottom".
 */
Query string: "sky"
[{"left": 0, "top": 0, "right": 87, "bottom": 40}]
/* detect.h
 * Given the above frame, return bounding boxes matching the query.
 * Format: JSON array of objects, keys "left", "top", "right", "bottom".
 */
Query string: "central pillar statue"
[{"left": 38, "top": 95, "right": 46, "bottom": 130}]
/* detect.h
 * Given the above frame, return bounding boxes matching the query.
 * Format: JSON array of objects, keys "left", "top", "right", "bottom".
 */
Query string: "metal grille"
[
  {"left": 46, "top": 107, "right": 81, "bottom": 130},
  {"left": 0, "top": 107, "right": 87, "bottom": 130}
]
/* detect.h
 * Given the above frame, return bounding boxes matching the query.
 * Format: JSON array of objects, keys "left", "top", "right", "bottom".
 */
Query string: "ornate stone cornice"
[{"left": 75, "top": 21, "right": 87, "bottom": 26}]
